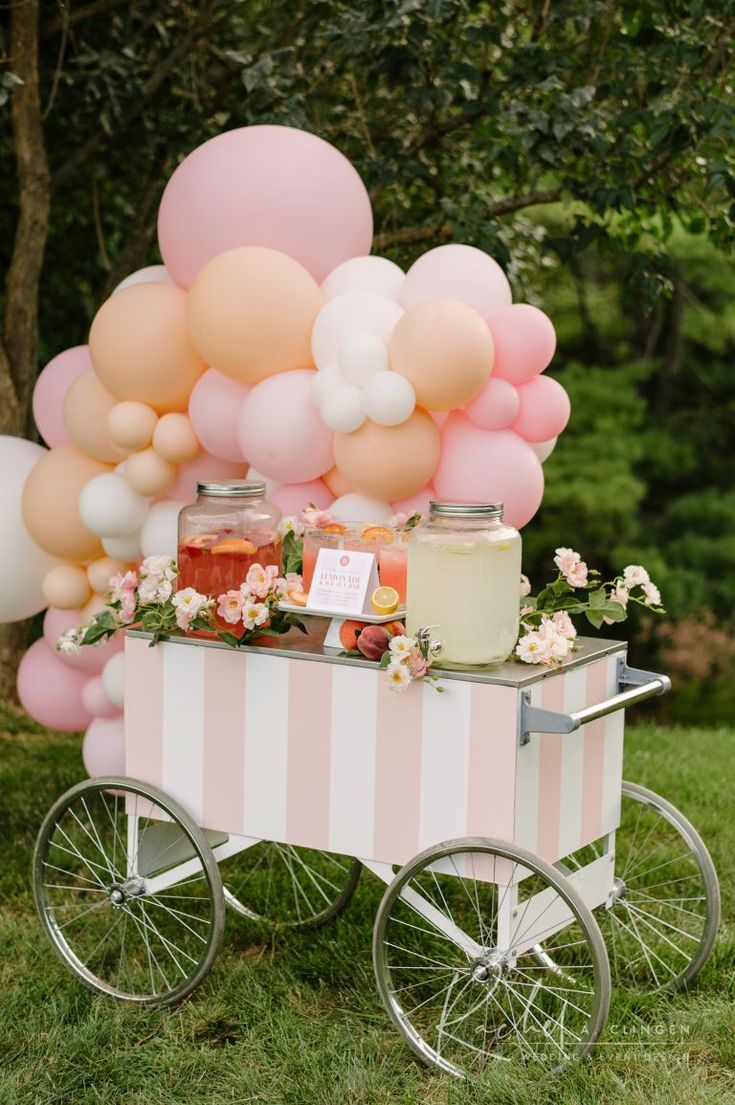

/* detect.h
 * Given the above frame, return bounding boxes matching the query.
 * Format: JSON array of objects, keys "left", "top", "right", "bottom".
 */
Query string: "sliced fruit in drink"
[
  {"left": 371, "top": 585, "right": 399, "bottom": 615},
  {"left": 321, "top": 523, "right": 347, "bottom": 534},
  {"left": 181, "top": 533, "right": 218, "bottom": 549},
  {"left": 287, "top": 589, "right": 308, "bottom": 607},
  {"left": 211, "top": 538, "right": 258, "bottom": 556},
  {"left": 361, "top": 525, "right": 394, "bottom": 543}
]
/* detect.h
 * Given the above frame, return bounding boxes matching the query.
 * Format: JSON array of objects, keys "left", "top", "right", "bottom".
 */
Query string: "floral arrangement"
[
  {"left": 379, "top": 631, "right": 441, "bottom": 693},
  {"left": 57, "top": 556, "right": 306, "bottom": 655},
  {"left": 515, "top": 547, "right": 664, "bottom": 666}
]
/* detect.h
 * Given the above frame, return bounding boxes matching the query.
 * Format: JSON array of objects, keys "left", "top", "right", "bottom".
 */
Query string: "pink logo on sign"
[{"left": 340, "top": 555, "right": 350, "bottom": 566}]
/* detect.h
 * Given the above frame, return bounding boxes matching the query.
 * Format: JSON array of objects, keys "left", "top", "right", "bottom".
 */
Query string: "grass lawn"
[{"left": 1, "top": 703, "right": 734, "bottom": 1105}]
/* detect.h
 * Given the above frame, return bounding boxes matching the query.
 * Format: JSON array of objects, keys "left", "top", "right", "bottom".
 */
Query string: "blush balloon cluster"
[{"left": 0, "top": 123, "right": 570, "bottom": 755}]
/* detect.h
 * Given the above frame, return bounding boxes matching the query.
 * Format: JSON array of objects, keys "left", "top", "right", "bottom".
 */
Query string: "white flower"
[
  {"left": 278, "top": 515, "right": 304, "bottom": 537},
  {"left": 389, "top": 634, "right": 416, "bottom": 659},
  {"left": 623, "top": 564, "right": 650, "bottom": 588},
  {"left": 140, "top": 555, "right": 177, "bottom": 581},
  {"left": 537, "top": 616, "right": 573, "bottom": 661},
  {"left": 138, "top": 576, "right": 173, "bottom": 604},
  {"left": 520, "top": 574, "right": 531, "bottom": 598},
  {"left": 552, "top": 610, "right": 577, "bottom": 640},
  {"left": 386, "top": 661, "right": 411, "bottom": 692},
  {"left": 242, "top": 601, "right": 269, "bottom": 630},
  {"left": 56, "top": 627, "right": 83, "bottom": 656},
  {"left": 172, "top": 588, "right": 208, "bottom": 617},
  {"left": 610, "top": 582, "right": 629, "bottom": 608},
  {"left": 515, "top": 632, "right": 551, "bottom": 665},
  {"left": 642, "top": 580, "right": 662, "bottom": 606}
]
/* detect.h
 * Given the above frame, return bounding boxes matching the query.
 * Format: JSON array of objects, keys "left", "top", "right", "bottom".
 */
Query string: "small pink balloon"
[
  {"left": 188, "top": 368, "right": 250, "bottom": 463},
  {"left": 237, "top": 369, "right": 334, "bottom": 483},
  {"left": 43, "top": 606, "right": 124, "bottom": 674},
  {"left": 158, "top": 125, "right": 373, "bottom": 287},
  {"left": 82, "top": 715, "right": 126, "bottom": 777},
  {"left": 165, "top": 451, "right": 247, "bottom": 503},
  {"left": 391, "top": 486, "right": 435, "bottom": 518},
  {"left": 488, "top": 304, "right": 557, "bottom": 385},
  {"left": 17, "top": 638, "right": 93, "bottom": 732},
  {"left": 511, "top": 376, "right": 571, "bottom": 442},
  {"left": 434, "top": 413, "right": 544, "bottom": 529},
  {"left": 82, "top": 675, "right": 120, "bottom": 719},
  {"left": 32, "top": 346, "right": 92, "bottom": 447},
  {"left": 400, "top": 244, "right": 511, "bottom": 322},
  {"left": 465, "top": 377, "right": 520, "bottom": 431},
  {"left": 271, "top": 480, "right": 333, "bottom": 515}
]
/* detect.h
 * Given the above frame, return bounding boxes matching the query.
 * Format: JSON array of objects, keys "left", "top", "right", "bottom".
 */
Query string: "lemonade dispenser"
[{"left": 406, "top": 502, "right": 521, "bottom": 667}]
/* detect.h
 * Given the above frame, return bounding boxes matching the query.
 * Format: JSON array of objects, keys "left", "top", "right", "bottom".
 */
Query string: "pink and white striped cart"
[{"left": 33, "top": 625, "right": 720, "bottom": 1076}]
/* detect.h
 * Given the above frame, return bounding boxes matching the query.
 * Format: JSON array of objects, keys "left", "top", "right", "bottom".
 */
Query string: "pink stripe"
[
  {"left": 373, "top": 678, "right": 423, "bottom": 865},
  {"left": 124, "top": 636, "right": 164, "bottom": 787},
  {"left": 466, "top": 684, "right": 517, "bottom": 841},
  {"left": 580, "top": 660, "right": 608, "bottom": 845},
  {"left": 536, "top": 675, "right": 565, "bottom": 862},
  {"left": 286, "top": 659, "right": 332, "bottom": 850},
  {"left": 201, "top": 647, "right": 246, "bottom": 833}
]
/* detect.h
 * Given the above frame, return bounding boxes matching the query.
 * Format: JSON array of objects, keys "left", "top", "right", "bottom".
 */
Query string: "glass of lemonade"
[{"left": 406, "top": 502, "right": 521, "bottom": 668}]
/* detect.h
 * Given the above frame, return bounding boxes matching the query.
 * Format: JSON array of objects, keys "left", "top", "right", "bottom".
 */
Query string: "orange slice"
[
  {"left": 361, "top": 525, "right": 394, "bottom": 544},
  {"left": 371, "top": 585, "right": 399, "bottom": 615},
  {"left": 287, "top": 589, "right": 308, "bottom": 607},
  {"left": 211, "top": 538, "right": 258, "bottom": 555},
  {"left": 181, "top": 533, "right": 218, "bottom": 548},
  {"left": 321, "top": 523, "right": 347, "bottom": 534}
]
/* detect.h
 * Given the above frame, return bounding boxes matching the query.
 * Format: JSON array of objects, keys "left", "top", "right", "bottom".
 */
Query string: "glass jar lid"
[
  {"left": 429, "top": 501, "right": 503, "bottom": 519},
  {"left": 196, "top": 480, "right": 266, "bottom": 498}
]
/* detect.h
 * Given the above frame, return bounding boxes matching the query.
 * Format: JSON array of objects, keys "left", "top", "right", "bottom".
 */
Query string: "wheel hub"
[
  {"left": 108, "top": 876, "right": 145, "bottom": 906},
  {"left": 611, "top": 876, "right": 628, "bottom": 903},
  {"left": 471, "top": 952, "right": 504, "bottom": 985}
]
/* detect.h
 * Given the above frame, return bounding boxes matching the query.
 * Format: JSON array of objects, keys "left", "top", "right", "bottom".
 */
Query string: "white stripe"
[
  {"left": 329, "top": 665, "right": 377, "bottom": 857},
  {"left": 557, "top": 666, "right": 587, "bottom": 858},
  {"left": 514, "top": 681, "right": 541, "bottom": 853},
  {"left": 601, "top": 654, "right": 624, "bottom": 834},
  {"left": 418, "top": 681, "right": 471, "bottom": 850},
  {"left": 162, "top": 642, "right": 205, "bottom": 823},
  {"left": 242, "top": 653, "right": 289, "bottom": 840}
]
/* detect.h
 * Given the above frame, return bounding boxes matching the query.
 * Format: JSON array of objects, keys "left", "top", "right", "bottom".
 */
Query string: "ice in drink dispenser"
[
  {"left": 177, "top": 481, "right": 282, "bottom": 595},
  {"left": 406, "top": 502, "right": 521, "bottom": 667}
]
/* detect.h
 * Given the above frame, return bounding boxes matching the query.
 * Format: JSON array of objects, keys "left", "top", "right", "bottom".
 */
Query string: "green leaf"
[
  {"left": 378, "top": 652, "right": 392, "bottom": 669},
  {"left": 218, "top": 631, "right": 242, "bottom": 649},
  {"left": 588, "top": 586, "right": 609, "bottom": 609},
  {"left": 585, "top": 609, "right": 605, "bottom": 629}
]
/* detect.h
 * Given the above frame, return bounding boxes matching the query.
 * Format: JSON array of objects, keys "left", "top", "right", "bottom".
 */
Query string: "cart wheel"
[
  {"left": 33, "top": 777, "right": 225, "bottom": 1005},
  {"left": 220, "top": 844, "right": 361, "bottom": 929},
  {"left": 566, "top": 781, "right": 720, "bottom": 991},
  {"left": 373, "top": 838, "right": 610, "bottom": 1076}
]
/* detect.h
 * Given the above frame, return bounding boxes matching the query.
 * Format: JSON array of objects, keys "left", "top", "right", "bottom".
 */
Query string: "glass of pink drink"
[{"left": 378, "top": 544, "right": 408, "bottom": 604}]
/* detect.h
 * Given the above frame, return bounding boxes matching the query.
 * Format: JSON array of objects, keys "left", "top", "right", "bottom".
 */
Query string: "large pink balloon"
[
  {"left": 465, "top": 377, "right": 520, "bottom": 430},
  {"left": 391, "top": 485, "right": 435, "bottom": 518},
  {"left": 433, "top": 413, "right": 544, "bottom": 529},
  {"left": 400, "top": 244, "right": 511, "bottom": 322},
  {"left": 165, "top": 451, "right": 247, "bottom": 502},
  {"left": 82, "top": 716, "right": 126, "bottom": 777},
  {"left": 17, "top": 638, "right": 93, "bottom": 732},
  {"left": 237, "top": 370, "right": 334, "bottom": 483},
  {"left": 488, "top": 303, "right": 557, "bottom": 385},
  {"left": 32, "top": 346, "right": 92, "bottom": 447},
  {"left": 43, "top": 607, "right": 123, "bottom": 675},
  {"left": 511, "top": 376, "right": 571, "bottom": 442},
  {"left": 158, "top": 125, "right": 373, "bottom": 287},
  {"left": 188, "top": 368, "right": 250, "bottom": 463},
  {"left": 271, "top": 480, "right": 333, "bottom": 515},
  {"left": 82, "top": 676, "right": 120, "bottom": 719}
]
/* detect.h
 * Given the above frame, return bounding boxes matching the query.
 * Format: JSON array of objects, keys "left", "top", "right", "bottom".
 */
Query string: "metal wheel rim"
[
  {"left": 373, "top": 837, "right": 610, "bottom": 1077},
  {"left": 33, "top": 777, "right": 225, "bottom": 1006},
  {"left": 221, "top": 843, "right": 361, "bottom": 929}
]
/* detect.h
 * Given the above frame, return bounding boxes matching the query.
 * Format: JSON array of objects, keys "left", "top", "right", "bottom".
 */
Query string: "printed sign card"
[{"left": 306, "top": 548, "right": 380, "bottom": 615}]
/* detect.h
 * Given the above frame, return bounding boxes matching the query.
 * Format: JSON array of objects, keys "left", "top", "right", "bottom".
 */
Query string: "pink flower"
[
  {"left": 642, "top": 579, "right": 662, "bottom": 606},
  {"left": 623, "top": 564, "right": 650, "bottom": 588},
  {"left": 172, "top": 587, "right": 210, "bottom": 630},
  {"left": 552, "top": 610, "right": 577, "bottom": 640},
  {"left": 520, "top": 574, "right": 531, "bottom": 598},
  {"left": 537, "top": 616, "right": 573, "bottom": 661},
  {"left": 276, "top": 571, "right": 303, "bottom": 597},
  {"left": 610, "top": 581, "right": 629, "bottom": 607},
  {"left": 520, "top": 604, "right": 534, "bottom": 617},
  {"left": 245, "top": 563, "right": 271, "bottom": 599},
  {"left": 217, "top": 590, "right": 244, "bottom": 625},
  {"left": 554, "top": 547, "right": 588, "bottom": 588},
  {"left": 119, "top": 590, "right": 137, "bottom": 624},
  {"left": 567, "top": 562, "right": 588, "bottom": 587},
  {"left": 301, "top": 507, "right": 334, "bottom": 528},
  {"left": 407, "top": 647, "right": 429, "bottom": 678},
  {"left": 388, "top": 512, "right": 408, "bottom": 528},
  {"left": 109, "top": 570, "right": 137, "bottom": 603}
]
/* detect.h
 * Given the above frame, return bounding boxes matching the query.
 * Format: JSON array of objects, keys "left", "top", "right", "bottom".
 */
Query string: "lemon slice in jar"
[{"left": 371, "top": 586, "right": 399, "bottom": 615}]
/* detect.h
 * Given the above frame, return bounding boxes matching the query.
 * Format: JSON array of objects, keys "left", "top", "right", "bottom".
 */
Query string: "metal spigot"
[{"left": 416, "top": 625, "right": 444, "bottom": 658}]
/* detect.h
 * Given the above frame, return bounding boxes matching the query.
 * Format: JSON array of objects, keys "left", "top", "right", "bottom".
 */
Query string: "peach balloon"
[
  {"left": 186, "top": 247, "right": 323, "bottom": 383},
  {"left": 124, "top": 447, "right": 176, "bottom": 496},
  {"left": 323, "top": 465, "right": 353, "bottom": 498},
  {"left": 87, "top": 557, "right": 128, "bottom": 595},
  {"left": 89, "top": 284, "right": 206, "bottom": 412},
  {"left": 389, "top": 299, "right": 494, "bottom": 411},
  {"left": 63, "top": 372, "right": 128, "bottom": 463},
  {"left": 42, "top": 564, "right": 91, "bottom": 610},
  {"left": 152, "top": 412, "right": 200, "bottom": 463},
  {"left": 22, "top": 444, "right": 107, "bottom": 561},
  {"left": 108, "top": 401, "right": 158, "bottom": 451},
  {"left": 82, "top": 593, "right": 110, "bottom": 623},
  {"left": 334, "top": 410, "right": 440, "bottom": 501}
]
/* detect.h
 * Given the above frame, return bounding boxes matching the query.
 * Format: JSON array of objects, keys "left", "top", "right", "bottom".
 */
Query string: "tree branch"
[{"left": 41, "top": 0, "right": 129, "bottom": 39}]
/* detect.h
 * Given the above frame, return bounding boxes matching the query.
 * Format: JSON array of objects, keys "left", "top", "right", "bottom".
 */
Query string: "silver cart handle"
[{"left": 520, "top": 659, "right": 671, "bottom": 745}]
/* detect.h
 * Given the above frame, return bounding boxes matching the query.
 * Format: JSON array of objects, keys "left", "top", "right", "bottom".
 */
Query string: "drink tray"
[{"left": 278, "top": 601, "right": 406, "bottom": 624}]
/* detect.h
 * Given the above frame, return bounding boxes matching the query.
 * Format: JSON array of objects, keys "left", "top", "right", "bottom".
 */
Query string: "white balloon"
[
  {"left": 112, "top": 265, "right": 175, "bottom": 295},
  {"left": 79, "top": 473, "right": 149, "bottom": 538},
  {"left": 245, "top": 467, "right": 280, "bottom": 499},
  {"left": 101, "top": 652, "right": 125, "bottom": 710},
  {"left": 310, "top": 365, "right": 346, "bottom": 406},
  {"left": 531, "top": 436, "right": 558, "bottom": 463},
  {"left": 102, "top": 530, "right": 143, "bottom": 562},
  {"left": 331, "top": 493, "right": 393, "bottom": 523},
  {"left": 140, "top": 500, "right": 185, "bottom": 560},
  {"left": 311, "top": 293, "right": 403, "bottom": 371},
  {"left": 362, "top": 371, "right": 416, "bottom": 427},
  {"left": 0, "top": 436, "right": 60, "bottom": 622},
  {"left": 319, "top": 385, "right": 366, "bottom": 434},
  {"left": 338, "top": 332, "right": 389, "bottom": 386},
  {"left": 321, "top": 255, "right": 405, "bottom": 301},
  {"left": 82, "top": 716, "right": 125, "bottom": 778}
]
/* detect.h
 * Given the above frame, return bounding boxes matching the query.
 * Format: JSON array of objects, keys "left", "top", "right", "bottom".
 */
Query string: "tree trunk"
[{"left": 0, "top": 0, "right": 51, "bottom": 701}]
